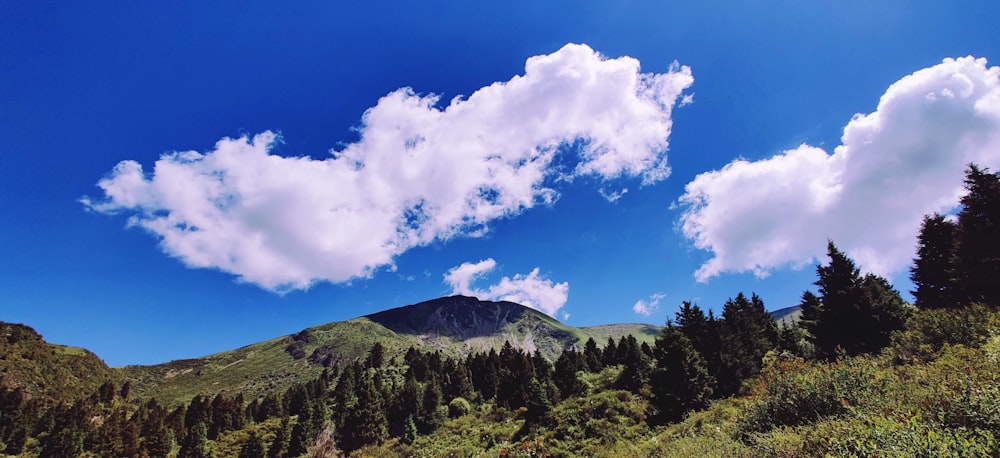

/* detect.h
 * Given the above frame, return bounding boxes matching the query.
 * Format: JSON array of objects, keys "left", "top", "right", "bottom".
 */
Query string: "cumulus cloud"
[
  {"left": 678, "top": 56, "right": 1000, "bottom": 281},
  {"left": 444, "top": 258, "right": 570, "bottom": 317},
  {"left": 82, "top": 43, "right": 693, "bottom": 291},
  {"left": 633, "top": 292, "right": 665, "bottom": 316}
]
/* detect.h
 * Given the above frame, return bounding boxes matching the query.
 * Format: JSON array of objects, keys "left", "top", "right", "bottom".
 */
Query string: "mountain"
[
  {"left": 119, "top": 296, "right": 660, "bottom": 405},
  {"left": 769, "top": 305, "right": 802, "bottom": 326},
  {"left": 0, "top": 322, "right": 117, "bottom": 402}
]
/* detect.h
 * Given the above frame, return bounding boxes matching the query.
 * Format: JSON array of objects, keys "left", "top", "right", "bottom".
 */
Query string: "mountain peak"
[{"left": 365, "top": 295, "right": 553, "bottom": 343}]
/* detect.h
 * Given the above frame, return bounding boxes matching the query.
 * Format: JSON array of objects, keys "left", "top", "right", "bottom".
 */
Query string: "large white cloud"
[
  {"left": 678, "top": 56, "right": 1000, "bottom": 281},
  {"left": 83, "top": 44, "right": 693, "bottom": 291},
  {"left": 444, "top": 259, "right": 569, "bottom": 317}
]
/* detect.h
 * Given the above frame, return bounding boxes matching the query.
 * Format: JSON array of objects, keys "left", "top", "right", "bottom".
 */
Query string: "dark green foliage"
[
  {"left": 447, "top": 397, "right": 472, "bottom": 418},
  {"left": 287, "top": 420, "right": 309, "bottom": 457},
  {"left": 893, "top": 304, "right": 993, "bottom": 362},
  {"left": 911, "top": 213, "right": 961, "bottom": 309},
  {"left": 736, "top": 356, "right": 880, "bottom": 438},
  {"left": 416, "top": 376, "right": 445, "bottom": 434},
  {"left": 178, "top": 421, "right": 209, "bottom": 458},
  {"left": 239, "top": 431, "right": 265, "bottom": 458},
  {"left": 650, "top": 325, "right": 714, "bottom": 423},
  {"left": 389, "top": 374, "right": 421, "bottom": 437},
  {"left": 402, "top": 414, "right": 418, "bottom": 445},
  {"left": 798, "top": 290, "right": 822, "bottom": 339},
  {"left": 467, "top": 349, "right": 499, "bottom": 401},
  {"left": 717, "top": 293, "right": 777, "bottom": 397},
  {"left": 614, "top": 335, "right": 651, "bottom": 392},
  {"left": 553, "top": 349, "right": 584, "bottom": 400},
  {"left": 808, "top": 242, "right": 910, "bottom": 358},
  {"left": 956, "top": 164, "right": 1000, "bottom": 306},
  {"left": 524, "top": 378, "right": 553, "bottom": 426},
  {"left": 602, "top": 337, "right": 619, "bottom": 366},
  {"left": 268, "top": 417, "right": 290, "bottom": 458},
  {"left": 583, "top": 337, "right": 604, "bottom": 372},
  {"left": 340, "top": 372, "right": 388, "bottom": 452},
  {"left": 496, "top": 342, "right": 533, "bottom": 409},
  {"left": 365, "top": 342, "right": 386, "bottom": 369}
]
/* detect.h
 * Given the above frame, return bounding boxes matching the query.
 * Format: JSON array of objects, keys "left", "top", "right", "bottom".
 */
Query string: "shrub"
[
  {"left": 736, "top": 355, "right": 882, "bottom": 438},
  {"left": 892, "top": 304, "right": 992, "bottom": 363},
  {"left": 448, "top": 397, "right": 471, "bottom": 418}
]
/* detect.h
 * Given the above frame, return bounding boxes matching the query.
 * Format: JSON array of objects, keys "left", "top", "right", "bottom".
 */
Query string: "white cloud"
[
  {"left": 444, "top": 258, "right": 570, "bottom": 317},
  {"left": 678, "top": 56, "right": 1000, "bottom": 281},
  {"left": 633, "top": 292, "right": 665, "bottom": 316},
  {"left": 83, "top": 43, "right": 693, "bottom": 292}
]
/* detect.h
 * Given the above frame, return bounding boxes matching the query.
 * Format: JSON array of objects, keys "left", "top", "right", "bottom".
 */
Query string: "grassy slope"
[
  {"left": 119, "top": 318, "right": 417, "bottom": 406},
  {"left": 579, "top": 323, "right": 661, "bottom": 347},
  {"left": 0, "top": 321, "right": 117, "bottom": 402},
  {"left": 118, "top": 297, "right": 663, "bottom": 406}
]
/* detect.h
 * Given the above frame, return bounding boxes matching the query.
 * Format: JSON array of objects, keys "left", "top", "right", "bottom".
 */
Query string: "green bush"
[
  {"left": 893, "top": 304, "right": 992, "bottom": 363},
  {"left": 736, "top": 355, "right": 882, "bottom": 438},
  {"left": 448, "top": 397, "right": 471, "bottom": 418}
]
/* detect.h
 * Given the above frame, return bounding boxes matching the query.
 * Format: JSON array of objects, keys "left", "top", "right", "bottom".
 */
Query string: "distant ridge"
[
  {"left": 769, "top": 305, "right": 802, "bottom": 326},
  {"left": 116, "top": 295, "right": 660, "bottom": 405}
]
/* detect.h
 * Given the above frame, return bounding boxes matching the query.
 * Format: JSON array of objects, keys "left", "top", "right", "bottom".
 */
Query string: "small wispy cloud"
[
  {"left": 444, "top": 258, "right": 570, "bottom": 318},
  {"left": 633, "top": 292, "right": 665, "bottom": 316},
  {"left": 83, "top": 43, "right": 693, "bottom": 292}
]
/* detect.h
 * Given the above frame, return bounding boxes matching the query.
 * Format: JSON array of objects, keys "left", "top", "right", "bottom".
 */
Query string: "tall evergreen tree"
[
  {"left": 602, "top": 337, "right": 619, "bottom": 366},
  {"left": 583, "top": 337, "right": 604, "bottom": 372},
  {"left": 956, "top": 164, "right": 1000, "bottom": 306},
  {"left": 178, "top": 421, "right": 209, "bottom": 458},
  {"left": 809, "top": 241, "right": 910, "bottom": 358},
  {"left": 911, "top": 213, "right": 960, "bottom": 309},
  {"left": 287, "top": 420, "right": 309, "bottom": 457},
  {"left": 673, "top": 301, "right": 723, "bottom": 384},
  {"left": 553, "top": 349, "right": 584, "bottom": 400},
  {"left": 717, "top": 293, "right": 777, "bottom": 397},
  {"left": 650, "top": 325, "right": 714, "bottom": 423},
  {"left": 614, "top": 335, "right": 652, "bottom": 393}
]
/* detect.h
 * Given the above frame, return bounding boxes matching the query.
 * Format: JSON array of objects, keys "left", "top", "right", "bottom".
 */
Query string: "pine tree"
[
  {"left": 340, "top": 372, "right": 388, "bottom": 452},
  {"left": 582, "top": 337, "right": 604, "bottom": 372},
  {"left": 717, "top": 293, "right": 777, "bottom": 397},
  {"left": 956, "top": 164, "right": 1000, "bottom": 306},
  {"left": 178, "top": 421, "right": 209, "bottom": 458},
  {"left": 797, "top": 290, "right": 822, "bottom": 340},
  {"left": 416, "top": 376, "right": 445, "bottom": 434},
  {"left": 287, "top": 420, "right": 309, "bottom": 457},
  {"left": 911, "top": 213, "right": 960, "bottom": 309},
  {"left": 602, "top": 337, "right": 619, "bottom": 366},
  {"left": 389, "top": 374, "right": 421, "bottom": 437},
  {"left": 650, "top": 325, "right": 714, "bottom": 423},
  {"left": 553, "top": 349, "right": 584, "bottom": 400},
  {"left": 810, "top": 242, "right": 910, "bottom": 358},
  {"left": 614, "top": 335, "right": 652, "bottom": 393},
  {"left": 524, "top": 378, "right": 552, "bottom": 426},
  {"left": 673, "top": 301, "right": 722, "bottom": 382},
  {"left": 365, "top": 342, "right": 386, "bottom": 369}
]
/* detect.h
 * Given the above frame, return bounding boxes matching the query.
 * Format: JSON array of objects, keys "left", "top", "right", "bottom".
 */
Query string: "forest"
[{"left": 2, "top": 164, "right": 1000, "bottom": 456}]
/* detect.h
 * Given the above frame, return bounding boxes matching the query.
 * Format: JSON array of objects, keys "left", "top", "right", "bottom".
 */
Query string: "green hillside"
[
  {"left": 0, "top": 322, "right": 117, "bottom": 402},
  {"left": 117, "top": 296, "right": 662, "bottom": 406}
]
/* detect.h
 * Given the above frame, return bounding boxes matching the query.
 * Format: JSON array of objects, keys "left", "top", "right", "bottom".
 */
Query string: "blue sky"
[{"left": 4, "top": 1, "right": 1000, "bottom": 366}]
